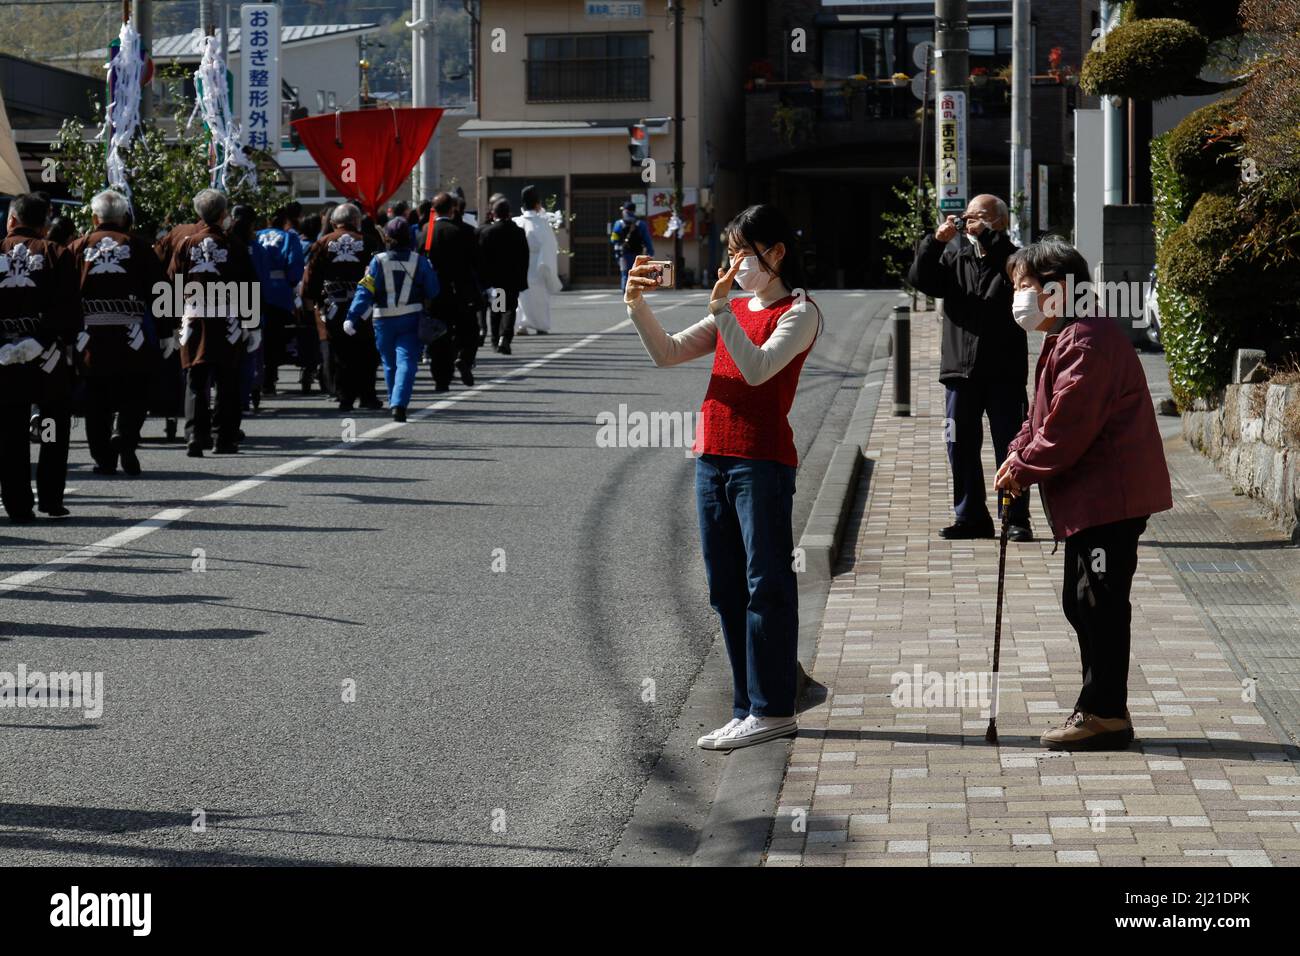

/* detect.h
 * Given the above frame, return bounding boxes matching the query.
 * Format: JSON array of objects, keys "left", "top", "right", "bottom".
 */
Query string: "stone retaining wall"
[{"left": 1183, "top": 383, "right": 1300, "bottom": 540}]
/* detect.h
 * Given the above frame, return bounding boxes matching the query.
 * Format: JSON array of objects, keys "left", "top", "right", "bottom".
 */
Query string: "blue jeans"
[
  {"left": 374, "top": 314, "right": 421, "bottom": 409},
  {"left": 695, "top": 453, "right": 799, "bottom": 719}
]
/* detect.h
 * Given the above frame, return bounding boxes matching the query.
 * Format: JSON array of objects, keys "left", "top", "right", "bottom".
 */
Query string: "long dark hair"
[{"left": 722, "top": 204, "right": 822, "bottom": 336}]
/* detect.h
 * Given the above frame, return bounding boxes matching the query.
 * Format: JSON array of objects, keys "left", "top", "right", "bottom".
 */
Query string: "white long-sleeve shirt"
[{"left": 626, "top": 294, "right": 817, "bottom": 386}]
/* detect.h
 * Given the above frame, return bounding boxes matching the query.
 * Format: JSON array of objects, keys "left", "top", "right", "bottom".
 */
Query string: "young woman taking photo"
[{"left": 624, "top": 204, "right": 822, "bottom": 751}]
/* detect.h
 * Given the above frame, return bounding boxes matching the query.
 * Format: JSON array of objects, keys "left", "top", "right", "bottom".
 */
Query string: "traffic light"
[{"left": 628, "top": 122, "right": 648, "bottom": 167}]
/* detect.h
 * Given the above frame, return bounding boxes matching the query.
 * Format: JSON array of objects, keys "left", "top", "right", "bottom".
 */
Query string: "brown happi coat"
[
  {"left": 67, "top": 228, "right": 169, "bottom": 376},
  {"left": 162, "top": 222, "right": 255, "bottom": 369}
]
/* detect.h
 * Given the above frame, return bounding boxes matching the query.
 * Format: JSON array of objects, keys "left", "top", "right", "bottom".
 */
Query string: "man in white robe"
[{"left": 513, "top": 186, "right": 562, "bottom": 334}]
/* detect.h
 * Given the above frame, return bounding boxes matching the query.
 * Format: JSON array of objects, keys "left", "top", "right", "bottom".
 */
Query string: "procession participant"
[
  {"left": 623, "top": 204, "right": 823, "bottom": 751},
  {"left": 31, "top": 207, "right": 79, "bottom": 511},
  {"left": 452, "top": 190, "right": 486, "bottom": 349},
  {"left": 423, "top": 192, "right": 479, "bottom": 391},
  {"left": 0, "top": 193, "right": 80, "bottom": 521},
  {"left": 254, "top": 203, "right": 305, "bottom": 396},
  {"left": 66, "top": 189, "right": 169, "bottom": 476},
  {"left": 514, "top": 185, "right": 561, "bottom": 335},
  {"left": 476, "top": 198, "right": 529, "bottom": 355},
  {"left": 345, "top": 217, "right": 439, "bottom": 422},
  {"left": 163, "top": 188, "right": 257, "bottom": 457},
  {"left": 302, "top": 203, "right": 378, "bottom": 411},
  {"left": 229, "top": 205, "right": 264, "bottom": 414}
]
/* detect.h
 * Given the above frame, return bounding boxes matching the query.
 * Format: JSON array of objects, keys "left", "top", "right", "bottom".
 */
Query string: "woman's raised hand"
[
  {"left": 712, "top": 256, "right": 742, "bottom": 305},
  {"left": 624, "top": 255, "right": 661, "bottom": 305}
]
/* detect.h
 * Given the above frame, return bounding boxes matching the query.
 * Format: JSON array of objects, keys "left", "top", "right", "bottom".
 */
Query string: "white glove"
[
  {"left": 75, "top": 331, "right": 90, "bottom": 352},
  {"left": 246, "top": 328, "right": 262, "bottom": 353},
  {"left": 343, "top": 319, "right": 358, "bottom": 336},
  {"left": 0, "top": 344, "right": 15, "bottom": 366},
  {"left": 179, "top": 320, "right": 194, "bottom": 346},
  {"left": 13, "top": 338, "right": 43, "bottom": 363},
  {"left": 161, "top": 337, "right": 176, "bottom": 359}
]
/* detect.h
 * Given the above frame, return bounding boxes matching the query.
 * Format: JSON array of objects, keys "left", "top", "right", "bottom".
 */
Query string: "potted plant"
[
  {"left": 891, "top": 71, "right": 910, "bottom": 88},
  {"left": 748, "top": 59, "right": 774, "bottom": 89},
  {"left": 970, "top": 66, "right": 989, "bottom": 88}
]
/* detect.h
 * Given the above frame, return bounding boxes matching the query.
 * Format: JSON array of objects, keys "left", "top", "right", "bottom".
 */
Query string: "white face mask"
[
  {"left": 1012, "top": 289, "right": 1045, "bottom": 331},
  {"left": 735, "top": 253, "right": 775, "bottom": 293}
]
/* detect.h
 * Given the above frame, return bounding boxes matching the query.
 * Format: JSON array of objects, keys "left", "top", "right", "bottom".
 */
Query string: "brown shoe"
[{"left": 1041, "top": 711, "right": 1134, "bottom": 751}]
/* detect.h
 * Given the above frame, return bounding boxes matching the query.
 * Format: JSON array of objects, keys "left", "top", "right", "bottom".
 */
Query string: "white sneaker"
[
  {"left": 697, "top": 717, "right": 744, "bottom": 750},
  {"left": 714, "top": 714, "right": 797, "bottom": 751}
]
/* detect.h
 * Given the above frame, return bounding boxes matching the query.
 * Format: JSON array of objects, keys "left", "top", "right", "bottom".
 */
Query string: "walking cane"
[{"left": 985, "top": 489, "right": 1013, "bottom": 745}]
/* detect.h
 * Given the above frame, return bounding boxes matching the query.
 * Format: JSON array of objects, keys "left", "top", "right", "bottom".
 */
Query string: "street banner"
[
  {"left": 240, "top": 3, "right": 280, "bottom": 152},
  {"left": 936, "top": 89, "right": 968, "bottom": 214}
]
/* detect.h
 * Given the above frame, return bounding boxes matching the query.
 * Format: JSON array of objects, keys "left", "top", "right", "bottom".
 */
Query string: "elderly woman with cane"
[{"left": 993, "top": 238, "right": 1172, "bottom": 751}]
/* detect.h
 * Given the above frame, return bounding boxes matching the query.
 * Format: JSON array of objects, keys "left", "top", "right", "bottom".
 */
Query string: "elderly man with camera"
[{"left": 907, "top": 194, "right": 1032, "bottom": 541}]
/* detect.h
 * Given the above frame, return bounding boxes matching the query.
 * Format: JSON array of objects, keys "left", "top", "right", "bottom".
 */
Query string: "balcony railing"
[{"left": 525, "top": 56, "right": 651, "bottom": 103}]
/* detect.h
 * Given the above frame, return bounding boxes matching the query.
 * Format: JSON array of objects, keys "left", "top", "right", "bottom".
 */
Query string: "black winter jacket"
[{"left": 907, "top": 231, "right": 1027, "bottom": 385}]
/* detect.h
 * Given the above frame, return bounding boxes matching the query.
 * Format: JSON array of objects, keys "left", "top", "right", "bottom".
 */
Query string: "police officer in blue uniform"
[
  {"left": 254, "top": 204, "right": 305, "bottom": 396},
  {"left": 345, "top": 217, "right": 440, "bottom": 423}
]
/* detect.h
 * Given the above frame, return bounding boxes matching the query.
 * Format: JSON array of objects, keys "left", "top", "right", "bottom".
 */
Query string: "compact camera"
[{"left": 647, "top": 260, "right": 675, "bottom": 288}]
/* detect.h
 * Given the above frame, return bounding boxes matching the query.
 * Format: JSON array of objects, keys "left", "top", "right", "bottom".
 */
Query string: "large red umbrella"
[{"left": 290, "top": 107, "right": 444, "bottom": 217}]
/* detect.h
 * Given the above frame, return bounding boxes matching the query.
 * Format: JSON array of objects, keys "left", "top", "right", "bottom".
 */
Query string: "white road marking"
[{"left": 0, "top": 314, "right": 657, "bottom": 595}]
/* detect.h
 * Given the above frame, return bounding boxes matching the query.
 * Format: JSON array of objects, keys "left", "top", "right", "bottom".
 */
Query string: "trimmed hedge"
[
  {"left": 1166, "top": 98, "right": 1242, "bottom": 196},
  {"left": 1081, "top": 18, "right": 1208, "bottom": 100},
  {"left": 1128, "top": 0, "right": 1244, "bottom": 41},
  {"left": 1152, "top": 134, "right": 1226, "bottom": 404}
]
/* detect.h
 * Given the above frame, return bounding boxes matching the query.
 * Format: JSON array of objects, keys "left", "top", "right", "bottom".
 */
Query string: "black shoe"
[
  {"left": 39, "top": 505, "right": 70, "bottom": 519},
  {"left": 535, "top": 329, "right": 549, "bottom": 335},
  {"left": 939, "top": 520, "right": 995, "bottom": 540},
  {"left": 1007, "top": 524, "right": 1034, "bottom": 543},
  {"left": 187, "top": 443, "right": 204, "bottom": 458},
  {"left": 434, "top": 383, "right": 450, "bottom": 393},
  {"left": 392, "top": 406, "right": 407, "bottom": 423},
  {"left": 203, "top": 436, "right": 215, "bottom": 451},
  {"left": 497, "top": 343, "right": 512, "bottom": 355},
  {"left": 359, "top": 397, "right": 382, "bottom": 410},
  {"left": 339, "top": 400, "right": 354, "bottom": 412},
  {"left": 214, "top": 443, "right": 239, "bottom": 455},
  {"left": 456, "top": 361, "right": 474, "bottom": 387},
  {"left": 92, "top": 463, "right": 117, "bottom": 476}
]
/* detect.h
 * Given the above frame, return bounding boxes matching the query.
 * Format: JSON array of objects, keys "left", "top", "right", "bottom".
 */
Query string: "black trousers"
[
  {"left": 328, "top": 320, "right": 378, "bottom": 407},
  {"left": 488, "top": 289, "right": 519, "bottom": 348},
  {"left": 0, "top": 394, "right": 34, "bottom": 519},
  {"left": 34, "top": 400, "right": 70, "bottom": 510},
  {"left": 261, "top": 304, "right": 294, "bottom": 386},
  {"left": 429, "top": 304, "right": 480, "bottom": 388},
  {"left": 944, "top": 377, "right": 1030, "bottom": 526},
  {"left": 185, "top": 362, "right": 242, "bottom": 447},
  {"left": 85, "top": 375, "right": 149, "bottom": 467},
  {"left": 1062, "top": 515, "right": 1149, "bottom": 720}
]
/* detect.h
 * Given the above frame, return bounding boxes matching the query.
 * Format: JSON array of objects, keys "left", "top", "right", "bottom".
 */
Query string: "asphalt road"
[{"left": 0, "top": 289, "right": 895, "bottom": 866}]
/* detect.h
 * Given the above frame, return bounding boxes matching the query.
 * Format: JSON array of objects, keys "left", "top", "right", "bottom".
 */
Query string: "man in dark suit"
[
  {"left": 421, "top": 192, "right": 479, "bottom": 390},
  {"left": 476, "top": 199, "right": 530, "bottom": 356}
]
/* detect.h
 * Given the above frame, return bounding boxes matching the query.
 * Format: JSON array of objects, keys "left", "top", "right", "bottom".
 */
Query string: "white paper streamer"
[
  {"left": 189, "top": 34, "right": 257, "bottom": 190},
  {"left": 102, "top": 19, "right": 143, "bottom": 203}
]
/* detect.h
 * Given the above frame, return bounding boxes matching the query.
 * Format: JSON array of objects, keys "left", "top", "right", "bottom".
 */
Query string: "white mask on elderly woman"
[{"left": 1012, "top": 289, "right": 1046, "bottom": 332}]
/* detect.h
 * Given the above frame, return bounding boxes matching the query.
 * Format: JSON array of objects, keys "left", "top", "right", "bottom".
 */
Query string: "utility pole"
[
  {"left": 1009, "top": 0, "right": 1030, "bottom": 243},
  {"left": 1099, "top": 1, "right": 1124, "bottom": 205},
  {"left": 409, "top": 0, "right": 439, "bottom": 201},
  {"left": 671, "top": 0, "right": 684, "bottom": 280},
  {"left": 934, "top": 0, "right": 968, "bottom": 220},
  {"left": 199, "top": 0, "right": 214, "bottom": 37}
]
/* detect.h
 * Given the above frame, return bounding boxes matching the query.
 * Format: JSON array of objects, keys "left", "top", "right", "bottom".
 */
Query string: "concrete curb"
[{"left": 694, "top": 302, "right": 900, "bottom": 866}]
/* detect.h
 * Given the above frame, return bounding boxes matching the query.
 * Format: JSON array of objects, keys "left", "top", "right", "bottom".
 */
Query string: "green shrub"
[
  {"left": 1165, "top": 98, "right": 1241, "bottom": 197},
  {"left": 1128, "top": 0, "right": 1244, "bottom": 41},
  {"left": 1081, "top": 18, "right": 1208, "bottom": 100},
  {"left": 1158, "top": 191, "right": 1248, "bottom": 304}
]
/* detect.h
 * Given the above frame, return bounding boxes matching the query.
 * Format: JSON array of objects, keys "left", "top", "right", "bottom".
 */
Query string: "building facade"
[
  {"left": 746, "top": 0, "right": 1098, "bottom": 288},
  {"left": 462, "top": 0, "right": 747, "bottom": 287}
]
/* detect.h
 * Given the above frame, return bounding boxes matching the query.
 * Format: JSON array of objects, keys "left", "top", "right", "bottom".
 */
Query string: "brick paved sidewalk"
[{"left": 766, "top": 313, "right": 1300, "bottom": 867}]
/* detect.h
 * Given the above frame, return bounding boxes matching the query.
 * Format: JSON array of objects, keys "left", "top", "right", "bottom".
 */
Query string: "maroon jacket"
[{"left": 1006, "top": 315, "right": 1172, "bottom": 539}]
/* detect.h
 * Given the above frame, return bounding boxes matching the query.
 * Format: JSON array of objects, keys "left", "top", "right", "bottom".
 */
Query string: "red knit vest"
[{"left": 696, "top": 295, "right": 812, "bottom": 467}]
